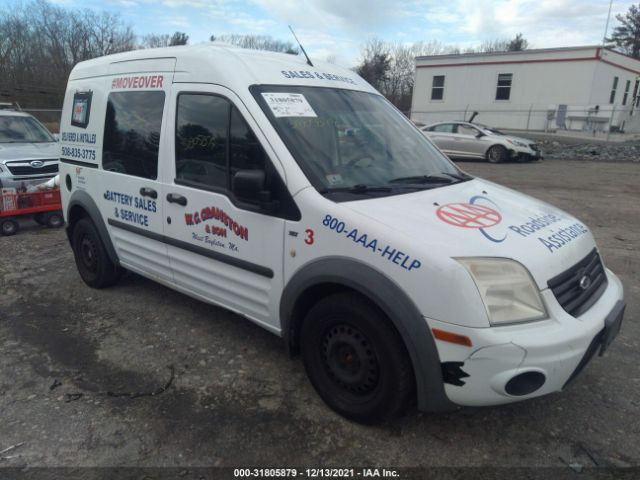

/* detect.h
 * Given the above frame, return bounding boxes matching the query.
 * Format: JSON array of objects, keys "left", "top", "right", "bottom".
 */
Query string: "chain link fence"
[{"left": 410, "top": 104, "right": 640, "bottom": 139}]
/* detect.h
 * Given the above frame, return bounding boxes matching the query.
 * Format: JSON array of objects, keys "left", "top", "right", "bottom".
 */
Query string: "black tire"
[
  {"left": 301, "top": 292, "right": 414, "bottom": 424},
  {"left": 486, "top": 145, "right": 508, "bottom": 163},
  {"left": 1, "top": 218, "right": 19, "bottom": 236},
  {"left": 43, "top": 211, "right": 64, "bottom": 228},
  {"left": 72, "top": 218, "right": 122, "bottom": 288},
  {"left": 34, "top": 213, "right": 45, "bottom": 225}
]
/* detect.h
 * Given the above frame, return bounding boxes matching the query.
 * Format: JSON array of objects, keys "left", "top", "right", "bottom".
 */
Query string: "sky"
[{"left": 7, "top": 0, "right": 639, "bottom": 66}]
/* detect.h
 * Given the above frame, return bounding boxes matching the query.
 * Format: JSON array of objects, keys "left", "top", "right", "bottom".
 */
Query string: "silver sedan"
[{"left": 420, "top": 121, "right": 542, "bottom": 163}]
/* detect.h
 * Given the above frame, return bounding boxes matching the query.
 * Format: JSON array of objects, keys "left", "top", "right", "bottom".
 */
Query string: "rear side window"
[
  {"left": 432, "top": 123, "right": 454, "bottom": 133},
  {"left": 103, "top": 91, "right": 165, "bottom": 179}
]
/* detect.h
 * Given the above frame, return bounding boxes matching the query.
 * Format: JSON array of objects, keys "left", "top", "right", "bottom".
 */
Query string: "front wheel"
[
  {"left": 301, "top": 293, "right": 414, "bottom": 424},
  {"left": 72, "top": 218, "right": 123, "bottom": 288},
  {"left": 486, "top": 145, "right": 508, "bottom": 163}
]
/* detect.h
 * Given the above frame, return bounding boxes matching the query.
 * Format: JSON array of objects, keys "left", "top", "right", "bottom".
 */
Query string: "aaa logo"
[{"left": 436, "top": 196, "right": 506, "bottom": 243}]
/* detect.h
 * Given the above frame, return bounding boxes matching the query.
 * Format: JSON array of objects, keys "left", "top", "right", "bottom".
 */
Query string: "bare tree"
[
  {"left": 211, "top": 34, "right": 298, "bottom": 54},
  {"left": 473, "top": 33, "right": 529, "bottom": 53},
  {"left": 355, "top": 39, "right": 457, "bottom": 112},
  {"left": 0, "top": 0, "right": 134, "bottom": 108},
  {"left": 140, "top": 33, "right": 172, "bottom": 49}
]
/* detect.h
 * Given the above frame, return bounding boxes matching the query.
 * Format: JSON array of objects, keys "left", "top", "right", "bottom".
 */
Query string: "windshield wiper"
[
  {"left": 320, "top": 184, "right": 393, "bottom": 195},
  {"left": 389, "top": 172, "right": 471, "bottom": 185}
]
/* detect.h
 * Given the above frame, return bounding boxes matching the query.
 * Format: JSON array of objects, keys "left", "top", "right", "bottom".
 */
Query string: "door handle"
[
  {"left": 139, "top": 187, "right": 158, "bottom": 199},
  {"left": 166, "top": 193, "right": 188, "bottom": 206}
]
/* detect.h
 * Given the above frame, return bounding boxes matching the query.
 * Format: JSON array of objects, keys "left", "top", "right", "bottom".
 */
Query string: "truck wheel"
[
  {"left": 486, "top": 145, "right": 508, "bottom": 163},
  {"left": 43, "top": 212, "right": 64, "bottom": 228},
  {"left": 301, "top": 292, "right": 414, "bottom": 424},
  {"left": 1, "top": 218, "right": 19, "bottom": 236},
  {"left": 72, "top": 218, "right": 122, "bottom": 288}
]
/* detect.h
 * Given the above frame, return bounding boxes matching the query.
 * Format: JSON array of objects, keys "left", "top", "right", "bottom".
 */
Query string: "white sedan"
[{"left": 421, "top": 121, "right": 542, "bottom": 163}]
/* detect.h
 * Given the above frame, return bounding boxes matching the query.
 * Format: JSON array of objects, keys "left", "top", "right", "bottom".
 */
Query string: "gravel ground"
[
  {"left": 502, "top": 130, "right": 640, "bottom": 162},
  {"left": 0, "top": 159, "right": 638, "bottom": 471},
  {"left": 540, "top": 140, "right": 640, "bottom": 162}
]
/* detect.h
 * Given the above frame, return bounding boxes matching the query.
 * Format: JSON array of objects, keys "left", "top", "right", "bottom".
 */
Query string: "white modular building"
[{"left": 411, "top": 46, "right": 640, "bottom": 133}]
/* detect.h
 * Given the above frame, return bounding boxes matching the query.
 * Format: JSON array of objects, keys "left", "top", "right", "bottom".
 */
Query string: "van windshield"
[{"left": 252, "top": 86, "right": 470, "bottom": 199}]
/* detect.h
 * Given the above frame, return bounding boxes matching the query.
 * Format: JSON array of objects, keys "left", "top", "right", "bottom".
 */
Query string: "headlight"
[
  {"left": 507, "top": 139, "right": 528, "bottom": 148},
  {"left": 457, "top": 258, "right": 547, "bottom": 325}
]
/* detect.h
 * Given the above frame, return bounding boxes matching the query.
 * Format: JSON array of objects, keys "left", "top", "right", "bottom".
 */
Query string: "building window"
[
  {"left": 609, "top": 76, "right": 619, "bottom": 104},
  {"left": 431, "top": 75, "right": 445, "bottom": 100},
  {"left": 495, "top": 73, "right": 512, "bottom": 101},
  {"left": 634, "top": 79, "right": 640, "bottom": 108},
  {"left": 103, "top": 91, "right": 165, "bottom": 179},
  {"left": 622, "top": 79, "right": 631, "bottom": 106}
]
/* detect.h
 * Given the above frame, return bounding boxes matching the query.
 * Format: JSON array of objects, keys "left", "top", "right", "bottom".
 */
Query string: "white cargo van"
[{"left": 59, "top": 45, "right": 625, "bottom": 423}]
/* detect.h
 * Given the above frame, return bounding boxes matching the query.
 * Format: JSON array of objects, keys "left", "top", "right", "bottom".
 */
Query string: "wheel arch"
[
  {"left": 66, "top": 190, "right": 119, "bottom": 265},
  {"left": 485, "top": 143, "right": 511, "bottom": 160},
  {"left": 280, "top": 257, "right": 456, "bottom": 412}
]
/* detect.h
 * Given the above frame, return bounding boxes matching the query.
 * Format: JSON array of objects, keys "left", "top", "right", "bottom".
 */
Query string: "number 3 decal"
[{"left": 304, "top": 228, "right": 315, "bottom": 245}]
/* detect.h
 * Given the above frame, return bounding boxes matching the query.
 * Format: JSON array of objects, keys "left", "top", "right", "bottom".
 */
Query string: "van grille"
[
  {"left": 548, "top": 248, "right": 607, "bottom": 317},
  {"left": 6, "top": 162, "right": 58, "bottom": 176}
]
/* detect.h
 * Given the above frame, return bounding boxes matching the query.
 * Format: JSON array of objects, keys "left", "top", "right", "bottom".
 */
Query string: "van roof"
[{"left": 69, "top": 43, "right": 375, "bottom": 95}]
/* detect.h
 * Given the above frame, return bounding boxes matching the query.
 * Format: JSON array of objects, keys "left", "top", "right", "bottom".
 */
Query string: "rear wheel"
[
  {"left": 1, "top": 218, "right": 19, "bottom": 236},
  {"left": 301, "top": 292, "right": 414, "bottom": 424},
  {"left": 43, "top": 211, "right": 64, "bottom": 228},
  {"left": 72, "top": 218, "right": 123, "bottom": 288},
  {"left": 486, "top": 145, "right": 508, "bottom": 163}
]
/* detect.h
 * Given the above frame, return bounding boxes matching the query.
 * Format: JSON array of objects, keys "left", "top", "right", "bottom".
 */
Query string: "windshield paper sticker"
[
  {"left": 322, "top": 214, "right": 421, "bottom": 272},
  {"left": 261, "top": 93, "right": 317, "bottom": 118}
]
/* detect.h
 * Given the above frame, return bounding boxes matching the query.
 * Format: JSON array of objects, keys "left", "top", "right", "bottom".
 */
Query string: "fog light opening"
[{"left": 505, "top": 371, "right": 546, "bottom": 396}]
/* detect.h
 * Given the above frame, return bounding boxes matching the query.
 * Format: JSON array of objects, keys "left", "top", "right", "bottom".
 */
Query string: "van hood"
[
  {"left": 343, "top": 178, "right": 597, "bottom": 288},
  {"left": 0, "top": 142, "right": 58, "bottom": 163}
]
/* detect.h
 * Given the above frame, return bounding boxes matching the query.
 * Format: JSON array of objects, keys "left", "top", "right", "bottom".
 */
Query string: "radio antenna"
[{"left": 288, "top": 25, "right": 313, "bottom": 67}]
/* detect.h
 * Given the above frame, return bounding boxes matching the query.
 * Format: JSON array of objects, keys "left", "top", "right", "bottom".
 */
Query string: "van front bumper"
[{"left": 427, "top": 268, "right": 625, "bottom": 407}]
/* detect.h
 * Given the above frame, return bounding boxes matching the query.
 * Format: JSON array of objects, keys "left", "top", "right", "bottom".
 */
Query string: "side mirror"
[
  {"left": 52, "top": 133, "right": 60, "bottom": 141},
  {"left": 475, "top": 131, "right": 485, "bottom": 138},
  {"left": 232, "top": 169, "right": 278, "bottom": 212}
]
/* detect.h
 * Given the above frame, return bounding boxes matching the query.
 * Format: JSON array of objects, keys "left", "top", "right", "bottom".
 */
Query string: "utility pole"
[{"left": 602, "top": 0, "right": 614, "bottom": 46}]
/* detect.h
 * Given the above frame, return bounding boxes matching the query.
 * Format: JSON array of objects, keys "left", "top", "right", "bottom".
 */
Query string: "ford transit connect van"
[{"left": 59, "top": 45, "right": 625, "bottom": 423}]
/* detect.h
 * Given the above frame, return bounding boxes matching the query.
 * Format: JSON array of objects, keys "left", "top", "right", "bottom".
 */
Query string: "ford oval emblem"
[
  {"left": 30, "top": 160, "right": 45, "bottom": 168},
  {"left": 579, "top": 274, "right": 592, "bottom": 290}
]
